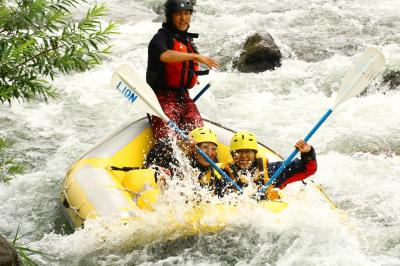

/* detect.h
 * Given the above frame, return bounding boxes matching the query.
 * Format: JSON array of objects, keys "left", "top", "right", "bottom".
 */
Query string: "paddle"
[
  {"left": 259, "top": 47, "right": 385, "bottom": 194},
  {"left": 189, "top": 71, "right": 339, "bottom": 206},
  {"left": 193, "top": 81, "right": 212, "bottom": 102},
  {"left": 111, "top": 65, "right": 242, "bottom": 191}
]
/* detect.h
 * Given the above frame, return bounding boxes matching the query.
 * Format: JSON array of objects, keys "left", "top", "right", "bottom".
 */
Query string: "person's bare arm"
[{"left": 160, "top": 50, "right": 219, "bottom": 69}]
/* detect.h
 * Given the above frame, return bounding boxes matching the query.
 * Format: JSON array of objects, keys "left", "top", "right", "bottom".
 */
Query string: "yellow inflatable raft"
[{"left": 60, "top": 117, "right": 289, "bottom": 231}]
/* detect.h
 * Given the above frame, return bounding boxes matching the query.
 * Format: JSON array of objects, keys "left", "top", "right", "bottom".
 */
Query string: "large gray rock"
[
  {"left": 0, "top": 235, "right": 19, "bottom": 266},
  {"left": 234, "top": 33, "right": 282, "bottom": 73}
]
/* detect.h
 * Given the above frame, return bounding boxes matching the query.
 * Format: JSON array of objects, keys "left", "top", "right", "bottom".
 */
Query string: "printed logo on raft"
[{"left": 116, "top": 81, "right": 138, "bottom": 103}]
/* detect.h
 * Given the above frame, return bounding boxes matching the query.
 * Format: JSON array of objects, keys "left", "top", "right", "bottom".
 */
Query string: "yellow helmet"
[
  {"left": 230, "top": 131, "right": 258, "bottom": 152},
  {"left": 189, "top": 127, "right": 218, "bottom": 146}
]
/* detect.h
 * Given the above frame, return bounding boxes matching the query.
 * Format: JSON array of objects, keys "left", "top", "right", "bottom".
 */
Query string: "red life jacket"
[{"left": 165, "top": 38, "right": 199, "bottom": 89}]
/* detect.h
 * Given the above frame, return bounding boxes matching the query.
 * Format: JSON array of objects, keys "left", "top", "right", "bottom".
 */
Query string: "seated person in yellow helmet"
[
  {"left": 222, "top": 131, "right": 317, "bottom": 199},
  {"left": 146, "top": 127, "right": 222, "bottom": 194},
  {"left": 187, "top": 127, "right": 225, "bottom": 197}
]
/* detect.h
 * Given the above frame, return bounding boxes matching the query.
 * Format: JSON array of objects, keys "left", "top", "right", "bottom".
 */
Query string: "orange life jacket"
[{"left": 165, "top": 38, "right": 199, "bottom": 89}]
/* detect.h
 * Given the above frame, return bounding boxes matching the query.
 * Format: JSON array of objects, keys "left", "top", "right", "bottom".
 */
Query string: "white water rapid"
[{"left": 1, "top": 0, "right": 399, "bottom": 265}]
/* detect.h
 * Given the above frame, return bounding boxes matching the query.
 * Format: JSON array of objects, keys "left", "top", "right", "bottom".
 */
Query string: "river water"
[{"left": 1, "top": 0, "right": 400, "bottom": 265}]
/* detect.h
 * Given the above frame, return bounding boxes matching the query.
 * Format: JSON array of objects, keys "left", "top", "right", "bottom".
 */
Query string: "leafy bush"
[
  {"left": 0, "top": 138, "right": 23, "bottom": 184},
  {"left": 0, "top": 0, "right": 118, "bottom": 104}
]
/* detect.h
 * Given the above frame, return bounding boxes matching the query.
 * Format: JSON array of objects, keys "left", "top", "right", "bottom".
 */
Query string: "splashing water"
[{"left": 1, "top": 0, "right": 400, "bottom": 265}]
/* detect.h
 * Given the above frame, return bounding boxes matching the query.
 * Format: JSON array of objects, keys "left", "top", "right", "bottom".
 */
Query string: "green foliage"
[
  {"left": 11, "top": 224, "right": 53, "bottom": 266},
  {"left": 0, "top": 0, "right": 118, "bottom": 104},
  {"left": 0, "top": 137, "right": 24, "bottom": 184}
]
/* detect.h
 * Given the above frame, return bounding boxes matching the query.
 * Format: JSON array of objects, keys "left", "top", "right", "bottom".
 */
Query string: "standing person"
[
  {"left": 221, "top": 131, "right": 318, "bottom": 199},
  {"left": 145, "top": 0, "right": 219, "bottom": 168}
]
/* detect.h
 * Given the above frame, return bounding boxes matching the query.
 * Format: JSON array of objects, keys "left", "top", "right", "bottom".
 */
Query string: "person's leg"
[
  {"left": 145, "top": 137, "right": 176, "bottom": 169},
  {"left": 147, "top": 91, "right": 180, "bottom": 170},
  {"left": 150, "top": 91, "right": 180, "bottom": 139},
  {"left": 178, "top": 93, "right": 204, "bottom": 134},
  {"left": 150, "top": 115, "right": 172, "bottom": 140}
]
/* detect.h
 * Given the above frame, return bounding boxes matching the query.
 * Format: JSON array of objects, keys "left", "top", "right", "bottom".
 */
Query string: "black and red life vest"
[
  {"left": 146, "top": 23, "right": 209, "bottom": 93},
  {"left": 164, "top": 36, "right": 200, "bottom": 90}
]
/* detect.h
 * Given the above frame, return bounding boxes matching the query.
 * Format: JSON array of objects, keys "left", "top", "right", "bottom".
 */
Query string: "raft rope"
[{"left": 301, "top": 180, "right": 338, "bottom": 209}]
